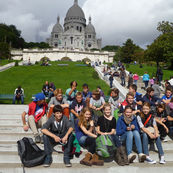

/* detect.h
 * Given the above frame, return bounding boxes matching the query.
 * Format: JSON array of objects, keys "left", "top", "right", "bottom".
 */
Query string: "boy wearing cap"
[{"left": 21, "top": 93, "right": 48, "bottom": 143}]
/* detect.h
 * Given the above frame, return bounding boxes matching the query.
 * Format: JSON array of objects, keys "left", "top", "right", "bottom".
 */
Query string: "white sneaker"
[
  {"left": 128, "top": 153, "right": 136, "bottom": 163},
  {"left": 138, "top": 153, "right": 146, "bottom": 162},
  {"left": 160, "top": 156, "right": 166, "bottom": 164},
  {"left": 146, "top": 156, "right": 156, "bottom": 164}
]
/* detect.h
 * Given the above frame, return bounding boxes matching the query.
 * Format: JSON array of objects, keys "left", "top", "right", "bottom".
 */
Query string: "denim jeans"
[
  {"left": 13, "top": 95, "right": 24, "bottom": 104},
  {"left": 134, "top": 80, "right": 138, "bottom": 86},
  {"left": 142, "top": 133, "right": 164, "bottom": 156},
  {"left": 121, "top": 78, "right": 125, "bottom": 86},
  {"left": 144, "top": 81, "right": 149, "bottom": 88},
  {"left": 120, "top": 130, "right": 143, "bottom": 155},
  {"left": 43, "top": 133, "right": 74, "bottom": 164},
  {"left": 110, "top": 134, "right": 122, "bottom": 148}
]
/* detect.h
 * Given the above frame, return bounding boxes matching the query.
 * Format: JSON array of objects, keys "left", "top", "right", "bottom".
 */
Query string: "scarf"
[{"left": 124, "top": 115, "right": 133, "bottom": 125}]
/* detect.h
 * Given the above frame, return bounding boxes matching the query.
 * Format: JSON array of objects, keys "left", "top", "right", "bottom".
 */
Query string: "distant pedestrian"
[
  {"left": 128, "top": 72, "right": 133, "bottom": 88},
  {"left": 109, "top": 73, "right": 114, "bottom": 88},
  {"left": 133, "top": 74, "right": 139, "bottom": 86},
  {"left": 156, "top": 67, "right": 163, "bottom": 86},
  {"left": 143, "top": 72, "right": 150, "bottom": 90},
  {"left": 120, "top": 68, "right": 126, "bottom": 87}
]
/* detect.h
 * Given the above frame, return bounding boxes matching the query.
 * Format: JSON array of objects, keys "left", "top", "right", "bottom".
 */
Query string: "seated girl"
[
  {"left": 119, "top": 92, "right": 140, "bottom": 115},
  {"left": 97, "top": 103, "right": 128, "bottom": 166},
  {"left": 137, "top": 102, "right": 166, "bottom": 164},
  {"left": 90, "top": 90, "right": 105, "bottom": 124},
  {"left": 75, "top": 108, "right": 104, "bottom": 166},
  {"left": 116, "top": 106, "right": 146, "bottom": 163},
  {"left": 154, "top": 103, "right": 169, "bottom": 141}
]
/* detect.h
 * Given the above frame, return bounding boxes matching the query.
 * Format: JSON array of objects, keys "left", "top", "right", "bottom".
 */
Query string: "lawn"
[
  {"left": 0, "top": 59, "right": 18, "bottom": 66},
  {"left": 0, "top": 61, "right": 110, "bottom": 104},
  {"left": 126, "top": 64, "right": 173, "bottom": 80}
]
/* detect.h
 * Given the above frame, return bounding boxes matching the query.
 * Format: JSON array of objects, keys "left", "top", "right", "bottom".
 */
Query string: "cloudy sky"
[{"left": 0, "top": 0, "right": 173, "bottom": 48}]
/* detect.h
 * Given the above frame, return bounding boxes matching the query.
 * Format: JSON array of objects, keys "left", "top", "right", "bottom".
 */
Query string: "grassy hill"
[{"left": 0, "top": 61, "right": 110, "bottom": 104}]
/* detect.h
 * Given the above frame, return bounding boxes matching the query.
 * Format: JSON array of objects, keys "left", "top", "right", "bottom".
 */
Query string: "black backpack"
[{"left": 17, "top": 137, "right": 46, "bottom": 167}]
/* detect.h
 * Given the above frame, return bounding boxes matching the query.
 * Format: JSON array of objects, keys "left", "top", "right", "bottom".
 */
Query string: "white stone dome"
[
  {"left": 86, "top": 17, "right": 96, "bottom": 34},
  {"left": 64, "top": 0, "right": 86, "bottom": 26},
  {"left": 52, "top": 16, "right": 63, "bottom": 33}
]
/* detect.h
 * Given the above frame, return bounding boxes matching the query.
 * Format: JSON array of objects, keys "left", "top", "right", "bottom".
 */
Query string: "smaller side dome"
[
  {"left": 85, "top": 17, "right": 96, "bottom": 34},
  {"left": 52, "top": 16, "right": 63, "bottom": 33}
]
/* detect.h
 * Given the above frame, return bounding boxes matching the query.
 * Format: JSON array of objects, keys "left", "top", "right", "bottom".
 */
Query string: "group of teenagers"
[{"left": 21, "top": 80, "right": 173, "bottom": 167}]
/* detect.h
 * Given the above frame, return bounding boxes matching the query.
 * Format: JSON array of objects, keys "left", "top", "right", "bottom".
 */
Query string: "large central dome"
[{"left": 64, "top": 0, "right": 86, "bottom": 26}]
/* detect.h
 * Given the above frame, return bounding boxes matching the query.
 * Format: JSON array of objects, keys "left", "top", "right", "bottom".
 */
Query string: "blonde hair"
[
  {"left": 78, "top": 107, "right": 92, "bottom": 128},
  {"left": 54, "top": 89, "right": 63, "bottom": 96}
]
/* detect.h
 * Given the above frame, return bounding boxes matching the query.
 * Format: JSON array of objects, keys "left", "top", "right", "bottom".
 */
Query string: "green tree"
[
  {"left": 145, "top": 21, "right": 173, "bottom": 69},
  {"left": 0, "top": 42, "right": 10, "bottom": 59},
  {"left": 102, "top": 45, "right": 120, "bottom": 52},
  {"left": 119, "top": 39, "right": 136, "bottom": 63}
]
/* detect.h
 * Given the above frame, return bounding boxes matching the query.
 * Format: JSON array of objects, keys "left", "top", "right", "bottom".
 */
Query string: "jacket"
[
  {"left": 116, "top": 115, "right": 140, "bottom": 136},
  {"left": 28, "top": 101, "right": 47, "bottom": 123}
]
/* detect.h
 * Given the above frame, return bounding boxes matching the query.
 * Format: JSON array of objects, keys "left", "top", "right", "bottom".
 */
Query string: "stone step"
[
  {"left": 0, "top": 133, "right": 33, "bottom": 142},
  {"left": 0, "top": 150, "right": 173, "bottom": 164},
  {"left": 0, "top": 141, "right": 173, "bottom": 152},
  {"left": 0, "top": 126, "right": 32, "bottom": 133},
  {"left": 1, "top": 162, "right": 173, "bottom": 173},
  {"left": 0, "top": 114, "right": 22, "bottom": 119},
  {"left": 0, "top": 119, "right": 23, "bottom": 126}
]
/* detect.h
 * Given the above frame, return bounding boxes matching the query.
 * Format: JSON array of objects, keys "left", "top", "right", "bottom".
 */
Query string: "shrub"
[
  {"left": 61, "top": 57, "right": 72, "bottom": 61},
  {"left": 40, "top": 57, "right": 50, "bottom": 62},
  {"left": 82, "top": 58, "right": 91, "bottom": 64},
  {"left": 15, "top": 61, "right": 19, "bottom": 66},
  {"left": 35, "top": 61, "right": 39, "bottom": 65},
  {"left": 92, "top": 71, "right": 99, "bottom": 80}
]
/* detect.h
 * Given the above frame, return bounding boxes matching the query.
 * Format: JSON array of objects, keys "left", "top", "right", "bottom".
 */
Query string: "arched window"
[
  {"left": 77, "top": 26, "right": 79, "bottom": 30},
  {"left": 80, "top": 27, "right": 82, "bottom": 32},
  {"left": 55, "top": 34, "right": 58, "bottom": 38}
]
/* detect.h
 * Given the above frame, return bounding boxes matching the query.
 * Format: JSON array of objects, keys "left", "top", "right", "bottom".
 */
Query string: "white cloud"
[
  {"left": 82, "top": 0, "right": 173, "bottom": 47},
  {"left": 0, "top": 0, "right": 173, "bottom": 47}
]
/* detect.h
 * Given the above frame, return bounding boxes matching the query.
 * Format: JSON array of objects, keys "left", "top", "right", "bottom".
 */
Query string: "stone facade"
[
  {"left": 11, "top": 49, "right": 115, "bottom": 63},
  {"left": 47, "top": 0, "right": 102, "bottom": 50}
]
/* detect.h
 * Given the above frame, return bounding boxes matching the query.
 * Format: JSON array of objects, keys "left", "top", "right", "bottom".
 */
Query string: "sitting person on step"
[
  {"left": 42, "top": 105, "right": 74, "bottom": 167},
  {"left": 21, "top": 93, "right": 48, "bottom": 143},
  {"left": 75, "top": 107, "right": 104, "bottom": 166}
]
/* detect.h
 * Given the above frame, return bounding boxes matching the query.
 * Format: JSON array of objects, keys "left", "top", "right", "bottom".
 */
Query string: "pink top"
[{"left": 133, "top": 74, "right": 139, "bottom": 80}]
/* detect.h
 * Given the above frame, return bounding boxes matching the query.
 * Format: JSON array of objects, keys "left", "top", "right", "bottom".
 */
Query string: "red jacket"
[{"left": 28, "top": 101, "right": 47, "bottom": 123}]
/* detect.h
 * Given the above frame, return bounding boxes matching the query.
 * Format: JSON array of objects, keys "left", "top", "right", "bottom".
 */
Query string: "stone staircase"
[{"left": 0, "top": 105, "right": 173, "bottom": 173}]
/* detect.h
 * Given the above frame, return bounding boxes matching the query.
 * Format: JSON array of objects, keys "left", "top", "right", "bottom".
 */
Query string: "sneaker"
[
  {"left": 65, "top": 163, "right": 72, "bottom": 167},
  {"left": 138, "top": 153, "right": 146, "bottom": 163},
  {"left": 160, "top": 156, "right": 166, "bottom": 164},
  {"left": 146, "top": 156, "right": 156, "bottom": 164},
  {"left": 35, "top": 135, "right": 41, "bottom": 143},
  {"left": 64, "top": 161, "right": 72, "bottom": 167},
  {"left": 128, "top": 153, "right": 136, "bottom": 163},
  {"left": 43, "top": 155, "right": 52, "bottom": 167}
]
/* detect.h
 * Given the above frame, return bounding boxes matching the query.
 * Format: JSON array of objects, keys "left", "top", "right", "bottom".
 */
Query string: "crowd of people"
[{"left": 20, "top": 77, "right": 173, "bottom": 168}]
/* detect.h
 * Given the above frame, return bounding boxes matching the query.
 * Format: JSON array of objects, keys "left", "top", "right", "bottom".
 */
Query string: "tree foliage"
[
  {"left": 102, "top": 45, "right": 120, "bottom": 52},
  {"left": 0, "top": 42, "right": 10, "bottom": 59},
  {"left": 145, "top": 21, "right": 173, "bottom": 69}
]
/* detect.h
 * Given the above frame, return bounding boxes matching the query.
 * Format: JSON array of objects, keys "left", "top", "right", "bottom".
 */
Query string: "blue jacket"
[
  {"left": 142, "top": 94, "right": 159, "bottom": 106},
  {"left": 143, "top": 74, "right": 150, "bottom": 81},
  {"left": 116, "top": 115, "right": 140, "bottom": 136}
]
